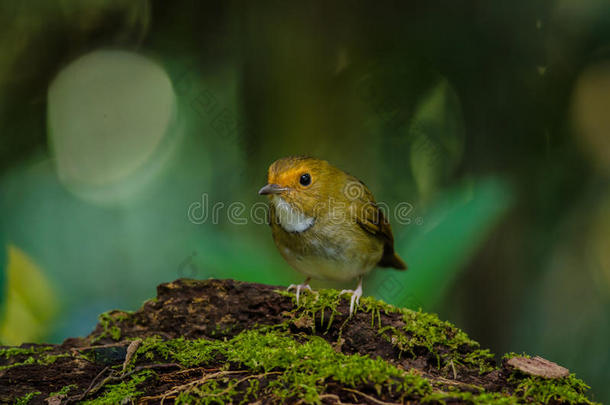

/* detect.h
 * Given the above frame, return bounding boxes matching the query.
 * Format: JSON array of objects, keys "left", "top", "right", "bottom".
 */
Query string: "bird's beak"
[{"left": 258, "top": 183, "right": 287, "bottom": 195}]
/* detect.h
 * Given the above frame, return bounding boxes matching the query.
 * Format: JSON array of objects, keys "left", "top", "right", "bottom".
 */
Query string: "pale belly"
[
  {"left": 274, "top": 225, "right": 384, "bottom": 282},
  {"left": 284, "top": 251, "right": 380, "bottom": 282}
]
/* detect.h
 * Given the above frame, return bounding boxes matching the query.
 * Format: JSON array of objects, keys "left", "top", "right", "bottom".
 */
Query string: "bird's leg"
[
  {"left": 287, "top": 277, "right": 312, "bottom": 305},
  {"left": 340, "top": 276, "right": 363, "bottom": 316}
]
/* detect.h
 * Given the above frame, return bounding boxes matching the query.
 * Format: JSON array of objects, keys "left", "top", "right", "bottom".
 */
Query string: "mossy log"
[{"left": 0, "top": 279, "right": 598, "bottom": 404}]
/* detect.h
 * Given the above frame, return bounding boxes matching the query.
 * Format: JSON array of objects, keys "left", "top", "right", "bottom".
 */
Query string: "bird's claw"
[
  {"left": 287, "top": 283, "right": 313, "bottom": 305},
  {"left": 340, "top": 284, "right": 363, "bottom": 316}
]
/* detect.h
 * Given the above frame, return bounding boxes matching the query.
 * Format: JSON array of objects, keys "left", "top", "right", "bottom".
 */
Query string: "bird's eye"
[{"left": 299, "top": 173, "right": 311, "bottom": 186}]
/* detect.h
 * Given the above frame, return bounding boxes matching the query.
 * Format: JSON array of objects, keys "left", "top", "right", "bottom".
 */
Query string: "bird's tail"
[{"left": 378, "top": 250, "right": 407, "bottom": 270}]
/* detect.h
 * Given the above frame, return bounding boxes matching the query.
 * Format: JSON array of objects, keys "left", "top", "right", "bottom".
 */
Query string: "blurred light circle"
[
  {"left": 571, "top": 60, "right": 610, "bottom": 176},
  {"left": 47, "top": 49, "right": 177, "bottom": 205}
]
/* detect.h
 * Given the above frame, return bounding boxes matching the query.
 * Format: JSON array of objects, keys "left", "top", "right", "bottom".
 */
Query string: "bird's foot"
[
  {"left": 287, "top": 282, "right": 313, "bottom": 305},
  {"left": 340, "top": 280, "right": 363, "bottom": 316}
]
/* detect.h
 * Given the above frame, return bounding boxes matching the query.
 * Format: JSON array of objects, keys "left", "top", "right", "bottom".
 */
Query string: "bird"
[{"left": 258, "top": 156, "right": 406, "bottom": 315}]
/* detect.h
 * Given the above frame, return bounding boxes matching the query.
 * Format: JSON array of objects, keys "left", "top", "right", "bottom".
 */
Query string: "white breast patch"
[{"left": 272, "top": 197, "right": 314, "bottom": 233}]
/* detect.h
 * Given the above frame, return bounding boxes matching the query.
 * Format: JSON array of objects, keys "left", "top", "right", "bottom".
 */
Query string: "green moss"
[
  {"left": 39, "top": 352, "right": 71, "bottom": 365},
  {"left": 93, "top": 310, "right": 132, "bottom": 342},
  {"left": 0, "top": 356, "right": 35, "bottom": 370},
  {"left": 143, "top": 296, "right": 158, "bottom": 304},
  {"left": 0, "top": 345, "right": 52, "bottom": 359},
  {"left": 0, "top": 348, "right": 69, "bottom": 371},
  {"left": 502, "top": 352, "right": 531, "bottom": 361},
  {"left": 424, "top": 388, "right": 518, "bottom": 405},
  {"left": 281, "top": 287, "right": 495, "bottom": 375},
  {"left": 174, "top": 378, "right": 244, "bottom": 405},
  {"left": 277, "top": 288, "right": 599, "bottom": 403},
  {"left": 135, "top": 329, "right": 432, "bottom": 403},
  {"left": 277, "top": 288, "right": 342, "bottom": 332},
  {"left": 25, "top": 285, "right": 595, "bottom": 404},
  {"left": 14, "top": 391, "right": 41, "bottom": 405},
  {"left": 227, "top": 329, "right": 432, "bottom": 402},
  {"left": 132, "top": 327, "right": 596, "bottom": 404},
  {"left": 134, "top": 335, "right": 221, "bottom": 368},
  {"left": 81, "top": 370, "right": 154, "bottom": 405},
  {"left": 509, "top": 373, "right": 597, "bottom": 404},
  {"left": 501, "top": 352, "right": 597, "bottom": 404},
  {"left": 378, "top": 305, "right": 494, "bottom": 373},
  {"left": 49, "top": 384, "right": 78, "bottom": 397}
]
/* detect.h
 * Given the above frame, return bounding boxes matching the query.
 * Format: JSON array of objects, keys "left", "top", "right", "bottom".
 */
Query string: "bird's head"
[{"left": 258, "top": 156, "right": 343, "bottom": 215}]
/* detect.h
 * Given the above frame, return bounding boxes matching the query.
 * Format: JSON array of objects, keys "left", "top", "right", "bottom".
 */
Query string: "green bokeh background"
[{"left": 1, "top": 1, "right": 609, "bottom": 402}]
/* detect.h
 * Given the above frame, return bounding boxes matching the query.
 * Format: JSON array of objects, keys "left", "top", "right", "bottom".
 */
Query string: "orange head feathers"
[{"left": 259, "top": 157, "right": 345, "bottom": 217}]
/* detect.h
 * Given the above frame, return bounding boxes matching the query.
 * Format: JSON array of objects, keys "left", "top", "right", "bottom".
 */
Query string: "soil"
[{"left": 0, "top": 279, "right": 592, "bottom": 404}]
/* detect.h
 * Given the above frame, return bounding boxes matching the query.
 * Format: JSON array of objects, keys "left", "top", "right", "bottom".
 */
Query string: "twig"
[
  {"left": 121, "top": 363, "right": 182, "bottom": 379},
  {"left": 140, "top": 370, "right": 283, "bottom": 404},
  {"left": 72, "top": 341, "right": 131, "bottom": 353},
  {"left": 74, "top": 366, "right": 110, "bottom": 401},
  {"left": 299, "top": 393, "right": 356, "bottom": 405},
  {"left": 69, "top": 363, "right": 181, "bottom": 404},
  {"left": 87, "top": 374, "right": 116, "bottom": 396},
  {"left": 172, "top": 366, "right": 220, "bottom": 375},
  {"left": 205, "top": 372, "right": 279, "bottom": 397},
  {"left": 341, "top": 387, "right": 402, "bottom": 405},
  {"left": 121, "top": 339, "right": 142, "bottom": 375},
  {"left": 140, "top": 370, "right": 249, "bottom": 403},
  {"left": 432, "top": 376, "right": 484, "bottom": 392}
]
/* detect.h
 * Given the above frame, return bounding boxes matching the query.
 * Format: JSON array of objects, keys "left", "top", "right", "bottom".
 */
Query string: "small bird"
[{"left": 258, "top": 156, "right": 406, "bottom": 315}]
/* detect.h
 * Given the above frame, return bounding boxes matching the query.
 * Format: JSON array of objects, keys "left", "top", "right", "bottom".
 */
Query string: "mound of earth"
[{"left": 0, "top": 279, "right": 597, "bottom": 404}]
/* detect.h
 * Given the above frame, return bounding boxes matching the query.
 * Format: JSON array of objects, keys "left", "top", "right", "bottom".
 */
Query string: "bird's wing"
[
  {"left": 347, "top": 178, "right": 407, "bottom": 270},
  {"left": 349, "top": 179, "right": 393, "bottom": 244}
]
